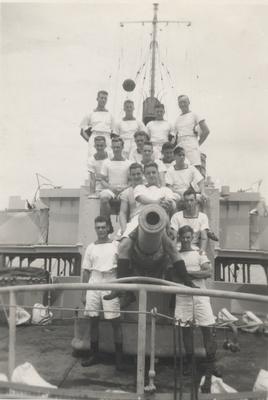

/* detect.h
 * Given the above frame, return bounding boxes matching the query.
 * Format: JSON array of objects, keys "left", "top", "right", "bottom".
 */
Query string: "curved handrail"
[{"left": 0, "top": 279, "right": 268, "bottom": 303}]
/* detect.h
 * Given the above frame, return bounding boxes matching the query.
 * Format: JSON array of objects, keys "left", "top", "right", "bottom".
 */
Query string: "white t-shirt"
[
  {"left": 171, "top": 211, "right": 209, "bottom": 248},
  {"left": 80, "top": 110, "right": 115, "bottom": 133},
  {"left": 179, "top": 250, "right": 209, "bottom": 288},
  {"left": 146, "top": 120, "right": 174, "bottom": 148},
  {"left": 165, "top": 165, "right": 203, "bottom": 196},
  {"left": 120, "top": 186, "right": 142, "bottom": 220},
  {"left": 82, "top": 241, "right": 119, "bottom": 273},
  {"left": 141, "top": 159, "right": 166, "bottom": 174},
  {"left": 129, "top": 148, "right": 161, "bottom": 164},
  {"left": 87, "top": 155, "right": 109, "bottom": 192},
  {"left": 101, "top": 158, "right": 131, "bottom": 189},
  {"left": 174, "top": 111, "right": 202, "bottom": 142},
  {"left": 115, "top": 119, "right": 145, "bottom": 152},
  {"left": 174, "top": 111, "right": 204, "bottom": 165},
  {"left": 161, "top": 159, "right": 176, "bottom": 170},
  {"left": 134, "top": 184, "right": 176, "bottom": 203}
]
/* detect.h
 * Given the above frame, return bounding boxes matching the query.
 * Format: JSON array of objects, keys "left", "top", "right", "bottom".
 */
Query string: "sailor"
[
  {"left": 170, "top": 188, "right": 209, "bottom": 254},
  {"left": 81, "top": 216, "right": 124, "bottom": 370},
  {"left": 140, "top": 141, "right": 165, "bottom": 186},
  {"left": 174, "top": 225, "right": 217, "bottom": 392},
  {"left": 104, "top": 162, "right": 198, "bottom": 305},
  {"left": 118, "top": 163, "right": 144, "bottom": 235},
  {"left": 129, "top": 130, "right": 159, "bottom": 164},
  {"left": 165, "top": 146, "right": 207, "bottom": 203},
  {"left": 87, "top": 136, "right": 109, "bottom": 195},
  {"left": 160, "top": 142, "right": 175, "bottom": 169},
  {"left": 99, "top": 137, "right": 131, "bottom": 233},
  {"left": 80, "top": 90, "right": 115, "bottom": 158},
  {"left": 115, "top": 100, "right": 145, "bottom": 157},
  {"left": 146, "top": 103, "right": 175, "bottom": 153},
  {"left": 174, "top": 95, "right": 210, "bottom": 172}
]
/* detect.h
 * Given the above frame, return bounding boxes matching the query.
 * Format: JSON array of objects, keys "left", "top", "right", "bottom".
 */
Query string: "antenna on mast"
[{"left": 120, "top": 4, "right": 191, "bottom": 123}]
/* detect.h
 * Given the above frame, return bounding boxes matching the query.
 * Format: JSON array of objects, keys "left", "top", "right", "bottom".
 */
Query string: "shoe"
[
  {"left": 120, "top": 292, "right": 136, "bottom": 309},
  {"left": 207, "top": 230, "right": 219, "bottom": 241},
  {"left": 81, "top": 354, "right": 100, "bottom": 367},
  {"left": 72, "top": 349, "right": 91, "bottom": 359}
]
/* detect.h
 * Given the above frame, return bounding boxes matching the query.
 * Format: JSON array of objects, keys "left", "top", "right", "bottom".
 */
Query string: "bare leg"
[{"left": 100, "top": 196, "right": 112, "bottom": 219}]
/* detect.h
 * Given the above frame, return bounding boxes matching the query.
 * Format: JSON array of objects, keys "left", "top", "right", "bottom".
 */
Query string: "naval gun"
[
  {"left": 115, "top": 203, "right": 194, "bottom": 288},
  {"left": 129, "top": 204, "right": 171, "bottom": 278}
]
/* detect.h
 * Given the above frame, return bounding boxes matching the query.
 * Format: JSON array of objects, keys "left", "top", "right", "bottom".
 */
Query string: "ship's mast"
[
  {"left": 150, "top": 3, "right": 158, "bottom": 98},
  {"left": 120, "top": 4, "right": 191, "bottom": 122}
]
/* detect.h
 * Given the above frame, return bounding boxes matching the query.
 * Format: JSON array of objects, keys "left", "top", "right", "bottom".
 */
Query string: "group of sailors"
[{"left": 79, "top": 90, "right": 218, "bottom": 392}]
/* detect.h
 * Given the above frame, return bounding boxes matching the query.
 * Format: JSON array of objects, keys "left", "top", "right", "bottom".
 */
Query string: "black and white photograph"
[{"left": 0, "top": 1, "right": 268, "bottom": 398}]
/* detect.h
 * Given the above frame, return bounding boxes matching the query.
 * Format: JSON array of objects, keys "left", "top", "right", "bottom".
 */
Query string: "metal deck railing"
[{"left": 0, "top": 278, "right": 267, "bottom": 399}]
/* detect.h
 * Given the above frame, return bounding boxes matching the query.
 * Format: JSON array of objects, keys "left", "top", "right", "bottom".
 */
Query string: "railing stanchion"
[
  {"left": 8, "top": 290, "right": 16, "bottom": 380},
  {"left": 136, "top": 289, "right": 147, "bottom": 395},
  {"left": 145, "top": 307, "right": 157, "bottom": 393}
]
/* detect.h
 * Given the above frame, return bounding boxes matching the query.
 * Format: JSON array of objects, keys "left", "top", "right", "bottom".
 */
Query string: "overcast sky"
[{"left": 1, "top": 0, "right": 268, "bottom": 209}]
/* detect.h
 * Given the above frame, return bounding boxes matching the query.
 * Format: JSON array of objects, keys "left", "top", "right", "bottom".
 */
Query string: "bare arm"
[
  {"left": 80, "top": 128, "right": 91, "bottom": 142},
  {"left": 89, "top": 171, "right": 96, "bottom": 194},
  {"left": 198, "top": 120, "right": 210, "bottom": 145},
  {"left": 81, "top": 269, "right": 90, "bottom": 304},
  {"left": 135, "top": 195, "right": 164, "bottom": 205},
  {"left": 197, "top": 179, "right": 207, "bottom": 199},
  {"left": 188, "top": 261, "right": 212, "bottom": 279},
  {"left": 199, "top": 229, "right": 208, "bottom": 253}
]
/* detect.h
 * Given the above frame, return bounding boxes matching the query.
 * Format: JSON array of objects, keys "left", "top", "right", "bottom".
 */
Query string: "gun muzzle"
[{"left": 138, "top": 204, "right": 168, "bottom": 254}]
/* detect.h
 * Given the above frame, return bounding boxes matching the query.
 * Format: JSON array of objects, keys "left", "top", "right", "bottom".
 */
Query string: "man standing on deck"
[
  {"left": 174, "top": 225, "right": 217, "bottom": 393},
  {"left": 115, "top": 100, "right": 145, "bottom": 157},
  {"left": 146, "top": 103, "right": 175, "bottom": 153},
  {"left": 174, "top": 95, "right": 210, "bottom": 172},
  {"left": 81, "top": 216, "right": 124, "bottom": 370},
  {"left": 80, "top": 90, "right": 115, "bottom": 157}
]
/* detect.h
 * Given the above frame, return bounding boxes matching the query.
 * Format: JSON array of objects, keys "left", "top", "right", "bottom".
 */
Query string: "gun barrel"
[{"left": 138, "top": 204, "right": 168, "bottom": 254}]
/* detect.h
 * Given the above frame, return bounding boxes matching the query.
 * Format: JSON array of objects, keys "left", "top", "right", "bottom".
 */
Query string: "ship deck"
[{"left": 0, "top": 320, "right": 267, "bottom": 397}]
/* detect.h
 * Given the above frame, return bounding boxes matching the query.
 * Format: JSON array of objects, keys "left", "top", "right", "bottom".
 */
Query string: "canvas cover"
[{"left": 0, "top": 209, "right": 48, "bottom": 245}]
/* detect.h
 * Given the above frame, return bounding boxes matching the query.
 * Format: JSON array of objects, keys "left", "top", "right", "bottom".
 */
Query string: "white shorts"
[
  {"left": 175, "top": 294, "right": 215, "bottom": 326},
  {"left": 183, "top": 147, "right": 201, "bottom": 166},
  {"left": 84, "top": 270, "right": 120, "bottom": 320},
  {"left": 99, "top": 189, "right": 116, "bottom": 200}
]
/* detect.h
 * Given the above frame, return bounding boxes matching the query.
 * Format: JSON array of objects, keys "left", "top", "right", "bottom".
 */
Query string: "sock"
[{"left": 90, "top": 341, "right": 99, "bottom": 354}]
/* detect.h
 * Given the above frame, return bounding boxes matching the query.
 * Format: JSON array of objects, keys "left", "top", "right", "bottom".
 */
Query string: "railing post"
[
  {"left": 145, "top": 307, "right": 157, "bottom": 393},
  {"left": 8, "top": 290, "right": 16, "bottom": 380},
  {"left": 136, "top": 289, "right": 147, "bottom": 395}
]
